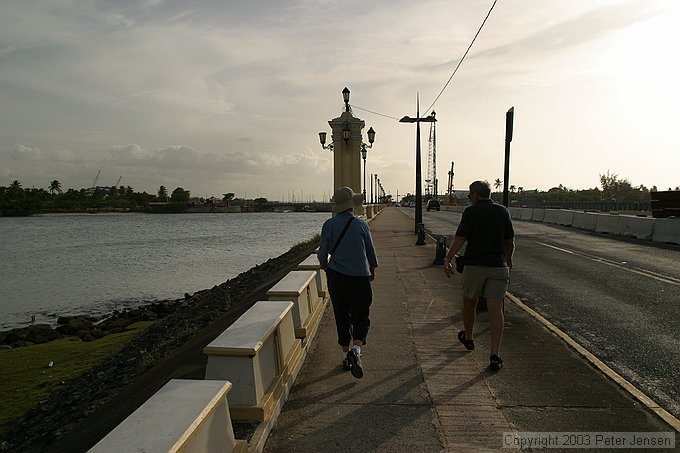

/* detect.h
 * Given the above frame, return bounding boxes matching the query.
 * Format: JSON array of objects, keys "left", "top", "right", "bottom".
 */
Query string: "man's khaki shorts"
[{"left": 462, "top": 265, "right": 510, "bottom": 300}]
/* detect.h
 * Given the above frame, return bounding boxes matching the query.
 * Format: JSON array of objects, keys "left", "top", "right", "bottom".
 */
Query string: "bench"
[
  {"left": 204, "top": 301, "right": 303, "bottom": 423},
  {"left": 266, "top": 270, "right": 321, "bottom": 338},
  {"left": 297, "top": 253, "right": 328, "bottom": 298},
  {"left": 89, "top": 379, "right": 246, "bottom": 453}
]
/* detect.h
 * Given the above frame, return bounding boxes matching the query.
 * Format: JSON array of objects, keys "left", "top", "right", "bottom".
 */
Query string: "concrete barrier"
[
  {"left": 441, "top": 205, "right": 465, "bottom": 213},
  {"left": 619, "top": 215, "right": 655, "bottom": 240},
  {"left": 531, "top": 209, "right": 545, "bottom": 222},
  {"left": 519, "top": 208, "right": 533, "bottom": 221},
  {"left": 89, "top": 379, "right": 246, "bottom": 453},
  {"left": 509, "top": 207, "right": 522, "bottom": 220},
  {"left": 652, "top": 218, "right": 680, "bottom": 245},
  {"left": 557, "top": 210, "right": 575, "bottom": 226},
  {"left": 543, "top": 209, "right": 561, "bottom": 225},
  {"left": 204, "top": 301, "right": 303, "bottom": 422},
  {"left": 572, "top": 212, "right": 598, "bottom": 231},
  {"left": 297, "top": 254, "right": 328, "bottom": 298},
  {"left": 595, "top": 214, "right": 622, "bottom": 235},
  {"left": 267, "top": 270, "right": 320, "bottom": 338}
]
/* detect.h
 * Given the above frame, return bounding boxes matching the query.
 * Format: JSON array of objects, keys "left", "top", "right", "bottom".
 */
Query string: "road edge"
[{"left": 505, "top": 291, "right": 680, "bottom": 433}]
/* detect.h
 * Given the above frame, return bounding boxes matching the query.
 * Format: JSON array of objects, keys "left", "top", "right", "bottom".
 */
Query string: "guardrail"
[{"left": 442, "top": 205, "right": 679, "bottom": 245}]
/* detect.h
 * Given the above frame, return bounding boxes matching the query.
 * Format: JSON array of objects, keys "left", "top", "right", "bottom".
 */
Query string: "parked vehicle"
[{"left": 426, "top": 199, "right": 441, "bottom": 211}]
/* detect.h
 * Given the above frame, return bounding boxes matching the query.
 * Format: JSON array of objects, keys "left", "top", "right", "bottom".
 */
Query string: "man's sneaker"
[
  {"left": 457, "top": 330, "right": 475, "bottom": 350},
  {"left": 346, "top": 349, "right": 364, "bottom": 379},
  {"left": 490, "top": 354, "right": 503, "bottom": 371},
  {"left": 342, "top": 356, "right": 351, "bottom": 371}
]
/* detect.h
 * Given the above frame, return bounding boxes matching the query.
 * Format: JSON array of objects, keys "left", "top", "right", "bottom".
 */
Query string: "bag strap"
[{"left": 329, "top": 216, "right": 355, "bottom": 259}]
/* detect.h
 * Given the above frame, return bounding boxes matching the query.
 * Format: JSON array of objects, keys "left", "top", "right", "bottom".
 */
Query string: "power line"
[
  {"left": 345, "top": 0, "right": 498, "bottom": 122},
  {"left": 424, "top": 0, "right": 498, "bottom": 114},
  {"left": 350, "top": 105, "right": 400, "bottom": 121}
]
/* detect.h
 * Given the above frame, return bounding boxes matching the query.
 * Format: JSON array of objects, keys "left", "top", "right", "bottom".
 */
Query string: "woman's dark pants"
[{"left": 326, "top": 268, "right": 372, "bottom": 346}]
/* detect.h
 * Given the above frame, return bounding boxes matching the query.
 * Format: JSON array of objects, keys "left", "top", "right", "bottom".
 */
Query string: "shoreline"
[
  {"left": 0, "top": 239, "right": 319, "bottom": 452},
  {"left": 33, "top": 212, "right": 143, "bottom": 217}
]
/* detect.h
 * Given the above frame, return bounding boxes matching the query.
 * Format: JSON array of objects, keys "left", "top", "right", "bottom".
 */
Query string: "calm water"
[{"left": 0, "top": 212, "right": 328, "bottom": 330}]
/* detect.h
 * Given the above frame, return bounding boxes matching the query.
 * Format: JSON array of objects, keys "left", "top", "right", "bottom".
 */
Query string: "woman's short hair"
[{"left": 469, "top": 180, "right": 491, "bottom": 198}]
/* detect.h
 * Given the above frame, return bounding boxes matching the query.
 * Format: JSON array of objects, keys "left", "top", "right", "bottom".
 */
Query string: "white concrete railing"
[
  {"left": 93, "top": 256, "right": 333, "bottom": 452},
  {"left": 204, "top": 301, "right": 303, "bottom": 423},
  {"left": 89, "top": 379, "right": 247, "bottom": 453},
  {"left": 267, "top": 270, "right": 321, "bottom": 338},
  {"left": 297, "top": 254, "right": 328, "bottom": 299},
  {"left": 444, "top": 204, "right": 680, "bottom": 245}
]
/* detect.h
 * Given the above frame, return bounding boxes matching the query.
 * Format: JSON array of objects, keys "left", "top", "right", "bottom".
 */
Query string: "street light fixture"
[
  {"left": 400, "top": 97, "right": 437, "bottom": 236},
  {"left": 319, "top": 87, "right": 353, "bottom": 151},
  {"left": 318, "top": 131, "right": 333, "bottom": 150},
  {"left": 342, "top": 87, "right": 351, "bottom": 112}
]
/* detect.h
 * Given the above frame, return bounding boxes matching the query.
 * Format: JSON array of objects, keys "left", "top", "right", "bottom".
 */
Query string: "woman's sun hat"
[{"left": 332, "top": 186, "right": 362, "bottom": 214}]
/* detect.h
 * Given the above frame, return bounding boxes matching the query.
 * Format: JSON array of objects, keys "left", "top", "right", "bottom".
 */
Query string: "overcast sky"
[{"left": 1, "top": 0, "right": 678, "bottom": 201}]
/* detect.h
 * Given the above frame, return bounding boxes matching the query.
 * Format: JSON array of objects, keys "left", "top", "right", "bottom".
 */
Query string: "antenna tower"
[{"left": 425, "top": 111, "right": 437, "bottom": 197}]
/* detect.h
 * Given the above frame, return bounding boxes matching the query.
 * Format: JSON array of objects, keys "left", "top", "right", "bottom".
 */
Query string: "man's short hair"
[{"left": 469, "top": 180, "right": 491, "bottom": 198}]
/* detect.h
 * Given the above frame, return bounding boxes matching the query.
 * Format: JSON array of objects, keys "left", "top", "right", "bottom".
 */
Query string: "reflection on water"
[{"left": 0, "top": 212, "right": 327, "bottom": 330}]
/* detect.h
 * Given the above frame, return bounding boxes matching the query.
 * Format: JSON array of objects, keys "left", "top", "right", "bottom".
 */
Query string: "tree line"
[
  {"left": 401, "top": 172, "right": 678, "bottom": 205},
  {"left": 0, "top": 180, "right": 195, "bottom": 216}
]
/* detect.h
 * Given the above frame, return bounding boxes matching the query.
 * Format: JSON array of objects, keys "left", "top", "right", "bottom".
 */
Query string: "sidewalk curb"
[{"left": 505, "top": 292, "right": 680, "bottom": 433}]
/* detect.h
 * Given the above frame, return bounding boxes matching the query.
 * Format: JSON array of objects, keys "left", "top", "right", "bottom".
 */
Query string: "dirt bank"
[{"left": 0, "top": 241, "right": 318, "bottom": 453}]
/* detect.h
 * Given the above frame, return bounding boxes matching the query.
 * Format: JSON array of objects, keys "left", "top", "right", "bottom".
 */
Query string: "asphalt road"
[{"left": 397, "top": 206, "right": 680, "bottom": 420}]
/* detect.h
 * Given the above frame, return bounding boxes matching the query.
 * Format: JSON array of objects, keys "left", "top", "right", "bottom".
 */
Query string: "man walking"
[
  {"left": 318, "top": 187, "right": 378, "bottom": 379},
  {"left": 443, "top": 180, "right": 515, "bottom": 371}
]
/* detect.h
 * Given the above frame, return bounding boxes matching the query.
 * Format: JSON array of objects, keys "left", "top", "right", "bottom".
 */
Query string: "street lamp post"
[
  {"left": 400, "top": 95, "right": 437, "bottom": 235},
  {"left": 371, "top": 173, "right": 378, "bottom": 203},
  {"left": 360, "top": 127, "right": 375, "bottom": 203},
  {"left": 361, "top": 147, "right": 367, "bottom": 202}
]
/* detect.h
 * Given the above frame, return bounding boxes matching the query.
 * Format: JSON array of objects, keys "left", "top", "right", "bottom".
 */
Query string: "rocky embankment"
[
  {"left": 0, "top": 241, "right": 317, "bottom": 452},
  {"left": 0, "top": 302, "right": 182, "bottom": 349}
]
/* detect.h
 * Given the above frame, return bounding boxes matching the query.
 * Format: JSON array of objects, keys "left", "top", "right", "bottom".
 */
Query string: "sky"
[{"left": 1, "top": 0, "right": 678, "bottom": 202}]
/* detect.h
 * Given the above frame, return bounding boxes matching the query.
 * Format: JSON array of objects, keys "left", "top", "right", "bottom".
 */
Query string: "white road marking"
[{"left": 538, "top": 242, "right": 680, "bottom": 286}]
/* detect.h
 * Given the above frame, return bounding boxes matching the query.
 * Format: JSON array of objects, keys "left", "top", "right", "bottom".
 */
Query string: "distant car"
[{"left": 426, "top": 199, "right": 441, "bottom": 211}]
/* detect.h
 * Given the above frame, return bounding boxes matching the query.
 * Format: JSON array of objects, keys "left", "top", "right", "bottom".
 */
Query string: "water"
[{"left": 0, "top": 212, "right": 328, "bottom": 330}]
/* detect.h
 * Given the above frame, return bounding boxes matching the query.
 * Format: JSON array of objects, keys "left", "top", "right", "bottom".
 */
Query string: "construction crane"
[
  {"left": 91, "top": 165, "right": 105, "bottom": 188},
  {"left": 447, "top": 162, "right": 455, "bottom": 205},
  {"left": 425, "top": 111, "right": 437, "bottom": 197}
]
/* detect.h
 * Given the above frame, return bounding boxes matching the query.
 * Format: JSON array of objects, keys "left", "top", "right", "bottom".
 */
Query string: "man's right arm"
[{"left": 504, "top": 238, "right": 515, "bottom": 270}]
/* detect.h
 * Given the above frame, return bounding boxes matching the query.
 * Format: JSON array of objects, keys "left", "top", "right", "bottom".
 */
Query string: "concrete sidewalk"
[{"left": 263, "top": 207, "right": 676, "bottom": 452}]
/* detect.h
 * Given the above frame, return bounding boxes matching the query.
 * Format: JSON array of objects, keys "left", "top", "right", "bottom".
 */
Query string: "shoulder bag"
[{"left": 328, "top": 216, "right": 355, "bottom": 264}]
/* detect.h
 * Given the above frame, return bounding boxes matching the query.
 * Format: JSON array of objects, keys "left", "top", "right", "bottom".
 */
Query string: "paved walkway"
[{"left": 264, "top": 207, "right": 676, "bottom": 452}]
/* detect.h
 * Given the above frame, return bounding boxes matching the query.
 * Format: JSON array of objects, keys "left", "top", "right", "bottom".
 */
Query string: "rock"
[
  {"left": 56, "top": 317, "right": 93, "bottom": 335},
  {"left": 26, "top": 325, "right": 61, "bottom": 344}
]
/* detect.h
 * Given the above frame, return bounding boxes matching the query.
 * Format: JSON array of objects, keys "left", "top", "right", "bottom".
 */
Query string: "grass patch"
[
  {"left": 290, "top": 233, "right": 320, "bottom": 252},
  {"left": 0, "top": 321, "right": 153, "bottom": 432}
]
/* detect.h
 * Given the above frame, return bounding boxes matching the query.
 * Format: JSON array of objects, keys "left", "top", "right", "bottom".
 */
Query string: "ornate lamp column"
[{"left": 319, "top": 87, "right": 376, "bottom": 213}]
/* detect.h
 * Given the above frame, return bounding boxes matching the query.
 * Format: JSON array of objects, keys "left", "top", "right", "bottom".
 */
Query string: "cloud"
[{"left": 8, "top": 145, "right": 42, "bottom": 160}]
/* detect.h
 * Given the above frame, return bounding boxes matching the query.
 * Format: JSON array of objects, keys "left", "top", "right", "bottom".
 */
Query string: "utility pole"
[{"left": 503, "top": 107, "right": 514, "bottom": 207}]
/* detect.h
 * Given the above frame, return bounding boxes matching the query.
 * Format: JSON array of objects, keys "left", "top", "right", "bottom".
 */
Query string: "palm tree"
[
  {"left": 158, "top": 185, "right": 168, "bottom": 202},
  {"left": 494, "top": 178, "right": 502, "bottom": 191},
  {"left": 509, "top": 185, "right": 516, "bottom": 193},
  {"left": 49, "top": 180, "right": 62, "bottom": 195},
  {"left": 8, "top": 180, "right": 23, "bottom": 201}
]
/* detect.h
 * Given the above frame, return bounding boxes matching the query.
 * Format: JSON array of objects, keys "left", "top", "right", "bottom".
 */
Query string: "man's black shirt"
[{"left": 455, "top": 199, "right": 514, "bottom": 267}]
